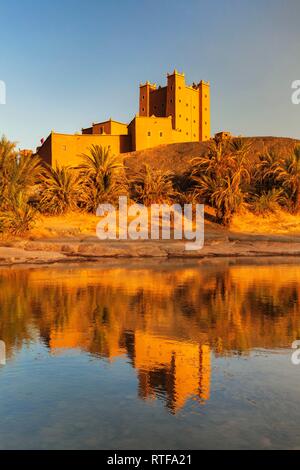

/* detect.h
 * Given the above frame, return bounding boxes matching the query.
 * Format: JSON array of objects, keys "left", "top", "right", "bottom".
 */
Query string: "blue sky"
[{"left": 0, "top": 0, "right": 300, "bottom": 150}]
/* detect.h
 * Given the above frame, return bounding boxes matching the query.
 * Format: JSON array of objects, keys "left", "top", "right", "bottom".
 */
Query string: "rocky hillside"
[{"left": 123, "top": 136, "right": 300, "bottom": 177}]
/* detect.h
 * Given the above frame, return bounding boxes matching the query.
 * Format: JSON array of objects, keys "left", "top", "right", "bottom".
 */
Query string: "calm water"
[{"left": 0, "top": 259, "right": 300, "bottom": 450}]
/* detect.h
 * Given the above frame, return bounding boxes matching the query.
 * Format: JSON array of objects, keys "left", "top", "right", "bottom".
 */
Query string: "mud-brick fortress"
[{"left": 38, "top": 70, "right": 210, "bottom": 167}]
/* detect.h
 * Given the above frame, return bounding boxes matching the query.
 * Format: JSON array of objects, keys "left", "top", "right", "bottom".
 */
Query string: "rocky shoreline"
[{"left": 1, "top": 232, "right": 300, "bottom": 266}]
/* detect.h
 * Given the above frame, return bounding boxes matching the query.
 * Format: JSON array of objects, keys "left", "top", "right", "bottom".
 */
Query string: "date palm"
[
  {"left": 0, "top": 135, "right": 42, "bottom": 210},
  {"left": 79, "top": 145, "right": 127, "bottom": 211},
  {"left": 0, "top": 192, "right": 37, "bottom": 235},
  {"left": 276, "top": 146, "right": 300, "bottom": 213},
  {"left": 191, "top": 138, "right": 251, "bottom": 225},
  {"left": 39, "top": 165, "right": 82, "bottom": 215},
  {"left": 131, "top": 164, "right": 176, "bottom": 205}
]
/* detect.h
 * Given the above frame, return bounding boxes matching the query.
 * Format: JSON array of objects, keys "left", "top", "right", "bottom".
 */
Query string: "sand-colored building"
[{"left": 37, "top": 70, "right": 210, "bottom": 167}]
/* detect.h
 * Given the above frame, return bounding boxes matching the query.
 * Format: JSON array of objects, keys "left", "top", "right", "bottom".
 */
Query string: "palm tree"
[
  {"left": 0, "top": 192, "right": 37, "bottom": 235},
  {"left": 276, "top": 146, "right": 300, "bottom": 213},
  {"left": 250, "top": 188, "right": 286, "bottom": 215},
  {"left": 254, "top": 150, "right": 282, "bottom": 194},
  {"left": 191, "top": 138, "right": 251, "bottom": 225},
  {"left": 79, "top": 145, "right": 127, "bottom": 212},
  {"left": 0, "top": 137, "right": 42, "bottom": 235},
  {"left": 131, "top": 164, "right": 176, "bottom": 205},
  {"left": 0, "top": 136, "right": 17, "bottom": 208},
  {"left": 39, "top": 165, "right": 81, "bottom": 215}
]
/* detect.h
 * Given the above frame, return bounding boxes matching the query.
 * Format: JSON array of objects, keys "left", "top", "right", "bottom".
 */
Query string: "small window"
[
  {"left": 186, "top": 103, "right": 189, "bottom": 107},
  {"left": 179, "top": 114, "right": 181, "bottom": 118},
  {"left": 193, "top": 120, "right": 196, "bottom": 123},
  {"left": 142, "top": 95, "right": 145, "bottom": 100},
  {"left": 193, "top": 105, "right": 195, "bottom": 109},
  {"left": 62, "top": 145, "right": 67, "bottom": 151},
  {"left": 205, "top": 121, "right": 207, "bottom": 125},
  {"left": 193, "top": 134, "right": 196, "bottom": 137},
  {"left": 148, "top": 131, "right": 151, "bottom": 136},
  {"left": 205, "top": 95, "right": 207, "bottom": 98},
  {"left": 142, "top": 108, "right": 145, "bottom": 112},
  {"left": 186, "top": 132, "right": 188, "bottom": 135},
  {"left": 186, "top": 118, "right": 188, "bottom": 121},
  {"left": 205, "top": 107, "right": 207, "bottom": 111},
  {"left": 170, "top": 99, "right": 173, "bottom": 103},
  {"left": 179, "top": 99, "right": 181, "bottom": 103},
  {"left": 160, "top": 132, "right": 163, "bottom": 137},
  {"left": 179, "top": 86, "right": 181, "bottom": 90}
]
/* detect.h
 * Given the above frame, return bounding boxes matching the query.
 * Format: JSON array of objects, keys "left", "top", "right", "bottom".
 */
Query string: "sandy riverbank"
[{"left": 1, "top": 211, "right": 300, "bottom": 266}]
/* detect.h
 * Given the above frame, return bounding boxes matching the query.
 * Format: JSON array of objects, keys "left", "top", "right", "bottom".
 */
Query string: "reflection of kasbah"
[
  {"left": 134, "top": 332, "right": 210, "bottom": 413},
  {"left": 37, "top": 70, "right": 210, "bottom": 167},
  {"left": 50, "top": 326, "right": 210, "bottom": 413},
  {"left": 1, "top": 264, "right": 300, "bottom": 411}
]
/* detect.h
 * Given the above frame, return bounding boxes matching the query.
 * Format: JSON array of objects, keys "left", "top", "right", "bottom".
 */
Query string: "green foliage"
[
  {"left": 130, "top": 164, "right": 176, "bottom": 206},
  {"left": 191, "top": 138, "right": 250, "bottom": 225},
  {"left": 79, "top": 145, "right": 127, "bottom": 212},
  {"left": 276, "top": 146, "right": 300, "bottom": 213},
  {"left": 0, "top": 136, "right": 42, "bottom": 235},
  {"left": 250, "top": 188, "right": 286, "bottom": 216},
  {"left": 0, "top": 136, "right": 42, "bottom": 209},
  {"left": 0, "top": 193, "right": 37, "bottom": 235},
  {"left": 39, "top": 165, "right": 82, "bottom": 215}
]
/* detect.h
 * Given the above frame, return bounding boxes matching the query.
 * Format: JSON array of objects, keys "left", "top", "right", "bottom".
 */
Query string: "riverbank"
[
  {"left": 1, "top": 235, "right": 300, "bottom": 266},
  {"left": 1, "top": 210, "right": 300, "bottom": 266}
]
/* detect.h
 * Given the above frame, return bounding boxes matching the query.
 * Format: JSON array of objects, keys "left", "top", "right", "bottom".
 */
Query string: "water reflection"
[{"left": 0, "top": 260, "right": 299, "bottom": 414}]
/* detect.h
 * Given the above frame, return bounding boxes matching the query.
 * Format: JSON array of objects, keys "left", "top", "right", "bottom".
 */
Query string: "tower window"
[
  {"left": 186, "top": 118, "right": 188, "bottom": 121},
  {"left": 142, "top": 96, "right": 145, "bottom": 100},
  {"left": 170, "top": 99, "right": 173, "bottom": 103},
  {"left": 179, "top": 114, "right": 181, "bottom": 118},
  {"left": 186, "top": 103, "right": 189, "bottom": 107},
  {"left": 142, "top": 108, "right": 145, "bottom": 112},
  {"left": 179, "top": 99, "right": 181, "bottom": 103},
  {"left": 193, "top": 120, "right": 196, "bottom": 123},
  {"left": 179, "top": 86, "right": 181, "bottom": 90},
  {"left": 160, "top": 132, "right": 163, "bottom": 137},
  {"left": 148, "top": 131, "right": 151, "bottom": 136},
  {"left": 186, "top": 132, "right": 188, "bottom": 135}
]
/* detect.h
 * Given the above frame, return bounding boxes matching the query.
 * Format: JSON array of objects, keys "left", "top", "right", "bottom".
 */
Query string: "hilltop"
[{"left": 123, "top": 136, "right": 300, "bottom": 176}]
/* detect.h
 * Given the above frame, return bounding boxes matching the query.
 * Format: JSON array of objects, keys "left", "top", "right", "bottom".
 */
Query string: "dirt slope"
[{"left": 123, "top": 136, "right": 300, "bottom": 176}]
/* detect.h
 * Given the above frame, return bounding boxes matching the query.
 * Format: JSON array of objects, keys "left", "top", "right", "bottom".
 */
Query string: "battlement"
[{"left": 139, "top": 70, "right": 210, "bottom": 142}]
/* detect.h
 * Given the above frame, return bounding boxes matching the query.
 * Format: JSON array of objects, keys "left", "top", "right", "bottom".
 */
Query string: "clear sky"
[{"left": 1, "top": 0, "right": 300, "bottom": 150}]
